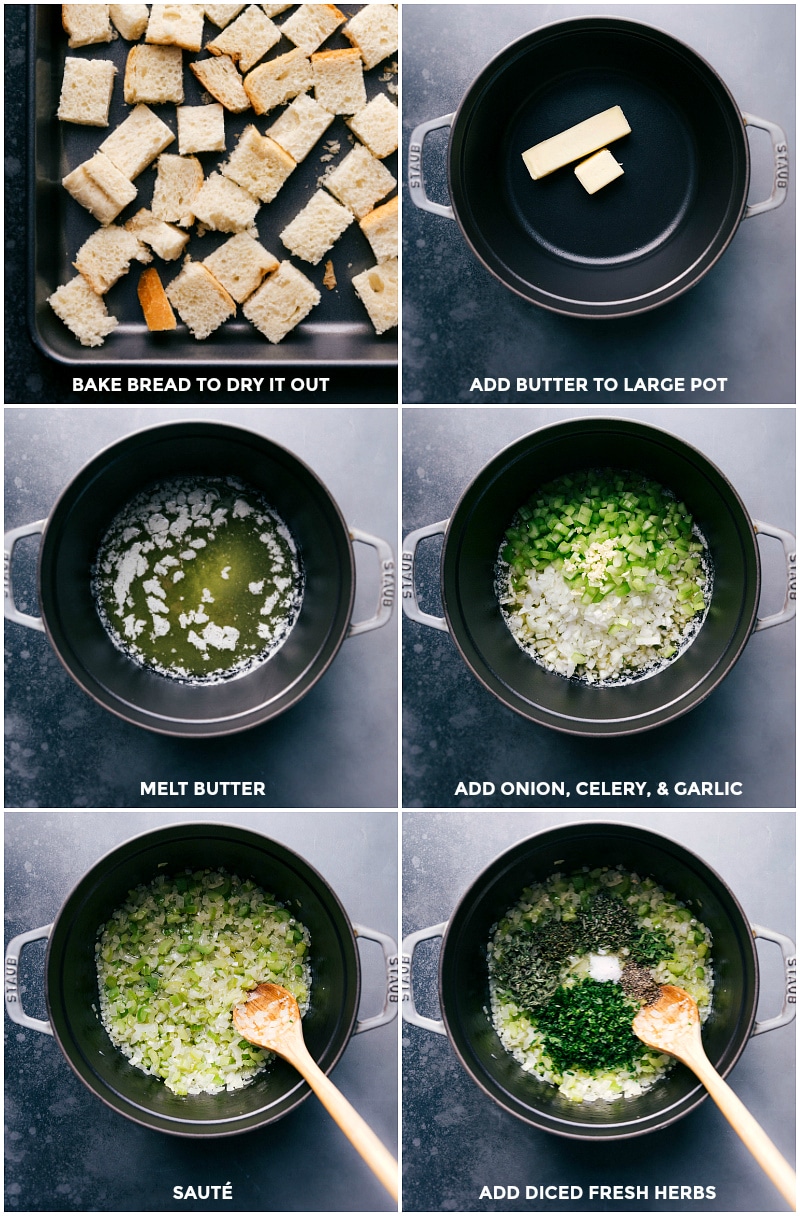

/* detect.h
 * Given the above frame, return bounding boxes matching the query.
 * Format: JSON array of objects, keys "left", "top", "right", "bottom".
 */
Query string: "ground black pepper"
[{"left": 620, "top": 963, "right": 661, "bottom": 1006}]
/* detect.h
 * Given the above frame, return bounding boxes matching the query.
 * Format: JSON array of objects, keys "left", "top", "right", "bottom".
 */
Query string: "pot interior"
[
  {"left": 442, "top": 418, "right": 760, "bottom": 735},
  {"left": 46, "top": 824, "right": 360, "bottom": 1136},
  {"left": 450, "top": 18, "right": 748, "bottom": 315},
  {"left": 38, "top": 423, "right": 355, "bottom": 735},
  {"left": 440, "top": 823, "right": 758, "bottom": 1139}
]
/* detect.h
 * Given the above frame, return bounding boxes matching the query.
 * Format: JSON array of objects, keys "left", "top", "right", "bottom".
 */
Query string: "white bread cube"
[
  {"left": 242, "top": 261, "right": 320, "bottom": 342},
  {"left": 146, "top": 4, "right": 206, "bottom": 52},
  {"left": 62, "top": 152, "right": 138, "bottom": 224},
  {"left": 204, "top": 4, "right": 247, "bottom": 27},
  {"left": 347, "top": 93, "right": 397, "bottom": 159},
  {"left": 221, "top": 125, "right": 295, "bottom": 203},
  {"left": 207, "top": 5, "right": 281, "bottom": 73},
  {"left": 151, "top": 154, "right": 204, "bottom": 225},
  {"left": 109, "top": 4, "right": 150, "bottom": 40},
  {"left": 166, "top": 261, "right": 236, "bottom": 338},
  {"left": 352, "top": 256, "right": 397, "bottom": 333},
  {"left": 99, "top": 104, "right": 175, "bottom": 179},
  {"left": 138, "top": 266, "right": 177, "bottom": 330},
  {"left": 343, "top": 4, "right": 397, "bottom": 70},
  {"left": 203, "top": 232, "right": 278, "bottom": 302},
  {"left": 57, "top": 58, "right": 117, "bottom": 127},
  {"left": 311, "top": 48, "right": 365, "bottom": 116},
  {"left": 125, "top": 44, "right": 184, "bottom": 104},
  {"left": 280, "top": 4, "right": 345, "bottom": 54},
  {"left": 125, "top": 209, "right": 191, "bottom": 260},
  {"left": 359, "top": 194, "right": 397, "bottom": 263},
  {"left": 266, "top": 93, "right": 333, "bottom": 163},
  {"left": 243, "top": 48, "right": 312, "bottom": 115},
  {"left": 279, "top": 188, "right": 353, "bottom": 264},
  {"left": 324, "top": 143, "right": 395, "bottom": 219},
  {"left": 61, "top": 5, "right": 113, "bottom": 48},
  {"left": 74, "top": 224, "right": 151, "bottom": 294},
  {"left": 177, "top": 104, "right": 226, "bottom": 154},
  {"left": 48, "top": 275, "right": 118, "bottom": 346},
  {"left": 260, "top": 4, "right": 291, "bottom": 16},
  {"left": 192, "top": 170, "right": 260, "bottom": 231},
  {"left": 190, "top": 56, "right": 251, "bottom": 113}
]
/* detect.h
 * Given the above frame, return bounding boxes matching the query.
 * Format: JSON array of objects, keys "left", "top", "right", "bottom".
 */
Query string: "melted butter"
[{"left": 93, "top": 477, "right": 303, "bottom": 681}]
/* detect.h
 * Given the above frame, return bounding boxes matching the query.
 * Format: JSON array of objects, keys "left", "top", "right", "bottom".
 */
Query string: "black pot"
[
  {"left": 408, "top": 16, "right": 788, "bottom": 317},
  {"left": 402, "top": 417, "right": 795, "bottom": 736},
  {"left": 4, "top": 421, "right": 394, "bottom": 736},
  {"left": 4, "top": 822, "right": 397, "bottom": 1137},
  {"left": 402, "top": 821, "right": 795, "bottom": 1140}
]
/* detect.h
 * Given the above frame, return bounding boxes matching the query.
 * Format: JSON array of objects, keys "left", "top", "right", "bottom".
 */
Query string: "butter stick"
[
  {"left": 522, "top": 106, "right": 631, "bottom": 181},
  {"left": 574, "top": 148, "right": 624, "bottom": 195}
]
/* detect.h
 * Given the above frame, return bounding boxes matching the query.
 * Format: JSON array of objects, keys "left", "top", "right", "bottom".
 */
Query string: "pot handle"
[
  {"left": 401, "top": 921, "right": 448, "bottom": 1035},
  {"left": 5, "top": 924, "right": 54, "bottom": 1036},
  {"left": 4, "top": 519, "right": 46, "bottom": 633},
  {"left": 408, "top": 113, "right": 456, "bottom": 219},
  {"left": 751, "top": 925, "right": 796, "bottom": 1036},
  {"left": 352, "top": 924, "right": 399, "bottom": 1034},
  {"left": 752, "top": 520, "right": 796, "bottom": 631},
  {"left": 401, "top": 519, "right": 450, "bottom": 632},
  {"left": 742, "top": 114, "right": 789, "bottom": 218},
  {"left": 347, "top": 528, "right": 395, "bottom": 637}
]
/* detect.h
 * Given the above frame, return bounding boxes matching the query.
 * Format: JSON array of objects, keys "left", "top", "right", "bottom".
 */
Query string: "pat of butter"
[
  {"left": 574, "top": 148, "right": 624, "bottom": 194},
  {"left": 522, "top": 105, "right": 631, "bottom": 180}
]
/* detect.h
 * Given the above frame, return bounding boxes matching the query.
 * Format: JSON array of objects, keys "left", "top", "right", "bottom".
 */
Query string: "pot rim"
[
  {"left": 42, "top": 821, "right": 361, "bottom": 1137},
  {"left": 438, "top": 415, "right": 761, "bottom": 736},
  {"left": 445, "top": 14, "right": 750, "bottom": 318},
  {"left": 437, "top": 819, "right": 760, "bottom": 1139},
  {"left": 34, "top": 418, "right": 357, "bottom": 737}
]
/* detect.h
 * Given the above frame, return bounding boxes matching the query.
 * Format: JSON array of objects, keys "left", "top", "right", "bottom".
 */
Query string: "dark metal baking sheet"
[{"left": 28, "top": 4, "right": 398, "bottom": 366}]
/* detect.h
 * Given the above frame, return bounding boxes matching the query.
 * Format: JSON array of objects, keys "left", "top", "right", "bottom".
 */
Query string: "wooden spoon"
[
  {"left": 233, "top": 983, "right": 398, "bottom": 1202},
  {"left": 633, "top": 984, "right": 796, "bottom": 1210}
]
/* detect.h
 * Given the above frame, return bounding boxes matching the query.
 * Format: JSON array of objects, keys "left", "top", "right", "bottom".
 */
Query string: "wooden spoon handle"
[
  {"left": 688, "top": 1051, "right": 795, "bottom": 1209},
  {"left": 289, "top": 1045, "right": 398, "bottom": 1202}
]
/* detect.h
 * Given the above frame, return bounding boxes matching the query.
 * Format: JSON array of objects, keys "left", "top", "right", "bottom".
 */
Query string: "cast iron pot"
[
  {"left": 402, "top": 417, "right": 795, "bottom": 737},
  {"left": 402, "top": 821, "right": 795, "bottom": 1140},
  {"left": 4, "top": 421, "right": 394, "bottom": 736},
  {"left": 408, "top": 16, "right": 789, "bottom": 317},
  {"left": 4, "top": 822, "right": 397, "bottom": 1137}
]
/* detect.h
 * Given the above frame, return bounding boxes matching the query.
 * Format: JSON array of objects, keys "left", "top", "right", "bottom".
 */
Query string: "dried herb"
[
  {"left": 579, "top": 892, "right": 635, "bottom": 952},
  {"left": 534, "top": 979, "right": 645, "bottom": 1072}
]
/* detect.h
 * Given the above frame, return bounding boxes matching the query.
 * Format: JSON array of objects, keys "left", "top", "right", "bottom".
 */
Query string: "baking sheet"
[{"left": 29, "top": 4, "right": 398, "bottom": 366}]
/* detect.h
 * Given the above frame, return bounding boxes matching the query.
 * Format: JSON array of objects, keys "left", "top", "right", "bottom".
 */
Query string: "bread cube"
[
  {"left": 125, "top": 209, "right": 191, "bottom": 260},
  {"left": 207, "top": 4, "right": 281, "bottom": 73},
  {"left": 100, "top": 104, "right": 175, "bottom": 179},
  {"left": 280, "top": 189, "right": 354, "bottom": 264},
  {"left": 243, "top": 48, "right": 313, "bottom": 115},
  {"left": 358, "top": 195, "right": 397, "bottom": 263},
  {"left": 280, "top": 4, "right": 345, "bottom": 54},
  {"left": 138, "top": 267, "right": 177, "bottom": 331},
  {"left": 203, "top": 232, "right": 278, "bottom": 302},
  {"left": 125, "top": 44, "right": 184, "bottom": 104},
  {"left": 266, "top": 93, "right": 334, "bottom": 163},
  {"left": 109, "top": 4, "right": 150, "bottom": 40},
  {"left": 347, "top": 93, "right": 398, "bottom": 159},
  {"left": 352, "top": 257, "right": 397, "bottom": 334},
  {"left": 74, "top": 224, "right": 151, "bottom": 294},
  {"left": 177, "top": 104, "right": 226, "bottom": 155},
  {"left": 242, "top": 261, "right": 320, "bottom": 343},
  {"left": 221, "top": 125, "right": 295, "bottom": 204},
  {"left": 324, "top": 143, "right": 396, "bottom": 219},
  {"left": 343, "top": 4, "right": 397, "bottom": 70},
  {"left": 146, "top": 4, "right": 206, "bottom": 52},
  {"left": 151, "top": 154, "right": 204, "bottom": 225},
  {"left": 62, "top": 152, "right": 138, "bottom": 224},
  {"left": 166, "top": 262, "right": 236, "bottom": 338},
  {"left": 48, "top": 275, "right": 118, "bottom": 347},
  {"left": 204, "top": 4, "right": 247, "bottom": 28},
  {"left": 61, "top": 5, "right": 113, "bottom": 48},
  {"left": 57, "top": 58, "right": 117, "bottom": 128},
  {"left": 259, "top": 4, "right": 291, "bottom": 16},
  {"left": 311, "top": 48, "right": 366, "bottom": 116},
  {"left": 190, "top": 56, "right": 251, "bottom": 114},
  {"left": 192, "top": 170, "right": 260, "bottom": 231}
]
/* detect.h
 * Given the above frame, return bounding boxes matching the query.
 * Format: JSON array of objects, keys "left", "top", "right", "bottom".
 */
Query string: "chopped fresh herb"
[
  {"left": 630, "top": 928, "right": 673, "bottom": 966},
  {"left": 534, "top": 979, "right": 645, "bottom": 1072}
]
